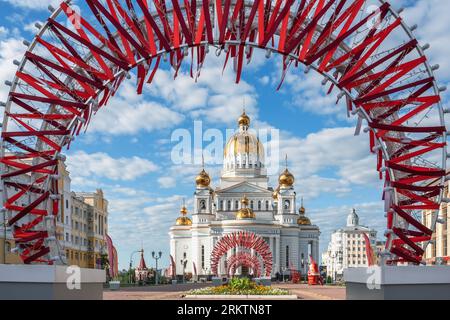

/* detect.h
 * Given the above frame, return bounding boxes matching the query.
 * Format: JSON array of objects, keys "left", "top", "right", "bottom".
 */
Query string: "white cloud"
[
  {"left": 279, "top": 127, "right": 377, "bottom": 183},
  {"left": 1, "top": 0, "right": 62, "bottom": 10},
  {"left": 0, "top": 36, "right": 24, "bottom": 102},
  {"left": 23, "top": 20, "right": 44, "bottom": 34},
  {"left": 66, "top": 151, "right": 159, "bottom": 181},
  {"left": 147, "top": 55, "right": 259, "bottom": 126},
  {"left": 157, "top": 176, "right": 176, "bottom": 189},
  {"left": 403, "top": 0, "right": 450, "bottom": 80},
  {"left": 81, "top": 77, "right": 185, "bottom": 136}
]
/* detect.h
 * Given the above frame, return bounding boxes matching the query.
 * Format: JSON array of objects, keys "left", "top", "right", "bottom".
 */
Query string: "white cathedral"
[{"left": 169, "top": 111, "right": 320, "bottom": 278}]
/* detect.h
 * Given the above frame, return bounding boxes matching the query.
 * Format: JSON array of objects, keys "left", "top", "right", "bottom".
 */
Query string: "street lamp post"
[
  {"left": 180, "top": 259, "right": 187, "bottom": 283},
  {"left": 129, "top": 249, "right": 142, "bottom": 284},
  {"left": 152, "top": 251, "right": 162, "bottom": 285},
  {"left": 1, "top": 210, "right": 7, "bottom": 264}
]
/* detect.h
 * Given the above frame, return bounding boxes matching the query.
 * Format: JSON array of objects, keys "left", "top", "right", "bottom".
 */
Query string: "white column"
[
  {"left": 312, "top": 240, "right": 319, "bottom": 263},
  {"left": 275, "top": 236, "right": 280, "bottom": 273}
]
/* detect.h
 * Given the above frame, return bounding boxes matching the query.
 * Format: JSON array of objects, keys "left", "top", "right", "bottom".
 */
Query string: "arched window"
[
  {"left": 265, "top": 201, "right": 269, "bottom": 211},
  {"left": 235, "top": 200, "right": 239, "bottom": 209},
  {"left": 227, "top": 201, "right": 231, "bottom": 211},
  {"left": 220, "top": 200, "right": 223, "bottom": 211},
  {"left": 250, "top": 200, "right": 254, "bottom": 209},
  {"left": 258, "top": 201, "right": 262, "bottom": 211}
]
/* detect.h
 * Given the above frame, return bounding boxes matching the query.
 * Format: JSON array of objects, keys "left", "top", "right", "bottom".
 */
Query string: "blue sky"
[{"left": 1, "top": 0, "right": 449, "bottom": 270}]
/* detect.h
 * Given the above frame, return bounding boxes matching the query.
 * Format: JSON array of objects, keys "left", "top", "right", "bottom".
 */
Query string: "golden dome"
[
  {"left": 297, "top": 215, "right": 311, "bottom": 225},
  {"left": 175, "top": 206, "right": 192, "bottom": 226},
  {"left": 236, "top": 196, "right": 256, "bottom": 220},
  {"left": 176, "top": 216, "right": 192, "bottom": 226},
  {"left": 297, "top": 201, "right": 311, "bottom": 225},
  {"left": 224, "top": 113, "right": 265, "bottom": 164},
  {"left": 236, "top": 208, "right": 256, "bottom": 219},
  {"left": 241, "top": 195, "right": 249, "bottom": 206},
  {"left": 272, "top": 186, "right": 280, "bottom": 200},
  {"left": 279, "top": 168, "right": 294, "bottom": 188},
  {"left": 238, "top": 110, "right": 250, "bottom": 127},
  {"left": 195, "top": 169, "right": 211, "bottom": 187}
]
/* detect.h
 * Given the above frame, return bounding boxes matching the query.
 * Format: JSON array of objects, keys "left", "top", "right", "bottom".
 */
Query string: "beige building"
[
  {"left": 322, "top": 209, "right": 377, "bottom": 281},
  {"left": 1, "top": 161, "right": 109, "bottom": 269},
  {"left": 422, "top": 179, "right": 449, "bottom": 265}
]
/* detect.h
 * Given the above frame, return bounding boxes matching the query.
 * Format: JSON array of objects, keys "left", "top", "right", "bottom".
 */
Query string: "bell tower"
[
  {"left": 274, "top": 156, "right": 297, "bottom": 223},
  {"left": 193, "top": 157, "right": 215, "bottom": 224}
]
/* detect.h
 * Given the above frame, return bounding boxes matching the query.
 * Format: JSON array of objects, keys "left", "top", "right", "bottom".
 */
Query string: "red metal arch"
[
  {"left": 211, "top": 231, "right": 272, "bottom": 277},
  {"left": 0, "top": 0, "right": 447, "bottom": 265},
  {"left": 227, "top": 251, "right": 262, "bottom": 278}
]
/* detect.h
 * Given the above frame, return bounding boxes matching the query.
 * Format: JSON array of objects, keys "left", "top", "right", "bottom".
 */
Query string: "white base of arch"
[
  {"left": 0, "top": 264, "right": 105, "bottom": 300},
  {"left": 345, "top": 266, "right": 450, "bottom": 300}
]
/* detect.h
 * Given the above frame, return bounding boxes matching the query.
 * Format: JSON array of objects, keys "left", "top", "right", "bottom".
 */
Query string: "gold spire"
[
  {"left": 236, "top": 195, "right": 256, "bottom": 220},
  {"left": 299, "top": 197, "right": 305, "bottom": 214}
]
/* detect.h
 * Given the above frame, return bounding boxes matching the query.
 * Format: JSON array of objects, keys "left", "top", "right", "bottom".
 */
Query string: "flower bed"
[{"left": 187, "top": 278, "right": 290, "bottom": 296}]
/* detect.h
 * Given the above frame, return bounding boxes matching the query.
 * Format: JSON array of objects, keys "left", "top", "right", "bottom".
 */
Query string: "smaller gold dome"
[
  {"left": 175, "top": 205, "right": 192, "bottom": 226},
  {"left": 297, "top": 215, "right": 311, "bottom": 225},
  {"left": 236, "top": 208, "right": 256, "bottom": 219},
  {"left": 272, "top": 190, "right": 278, "bottom": 200},
  {"left": 196, "top": 169, "right": 211, "bottom": 187},
  {"left": 297, "top": 202, "right": 311, "bottom": 225},
  {"left": 241, "top": 195, "right": 249, "bottom": 206},
  {"left": 176, "top": 216, "right": 192, "bottom": 226},
  {"left": 238, "top": 111, "right": 250, "bottom": 127},
  {"left": 272, "top": 186, "right": 280, "bottom": 200},
  {"left": 279, "top": 169, "right": 294, "bottom": 188},
  {"left": 236, "top": 196, "right": 255, "bottom": 219}
]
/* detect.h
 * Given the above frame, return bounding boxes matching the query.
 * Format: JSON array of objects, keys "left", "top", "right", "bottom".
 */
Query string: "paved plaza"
[{"left": 103, "top": 283, "right": 346, "bottom": 300}]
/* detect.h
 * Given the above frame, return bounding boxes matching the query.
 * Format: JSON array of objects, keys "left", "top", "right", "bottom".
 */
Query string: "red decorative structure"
[
  {"left": 227, "top": 251, "right": 262, "bottom": 278},
  {"left": 169, "top": 254, "right": 177, "bottom": 279},
  {"left": 307, "top": 255, "right": 323, "bottom": 286},
  {"left": 363, "top": 233, "right": 375, "bottom": 267},
  {"left": 0, "top": 0, "right": 447, "bottom": 266},
  {"left": 211, "top": 231, "right": 272, "bottom": 277},
  {"left": 289, "top": 261, "right": 301, "bottom": 284},
  {"left": 105, "top": 234, "right": 119, "bottom": 279}
]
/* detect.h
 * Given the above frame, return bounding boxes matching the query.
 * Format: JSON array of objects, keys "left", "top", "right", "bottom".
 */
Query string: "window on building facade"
[
  {"left": 284, "top": 200, "right": 290, "bottom": 210},
  {"left": 219, "top": 201, "right": 223, "bottom": 211},
  {"left": 235, "top": 200, "right": 239, "bottom": 210},
  {"left": 258, "top": 201, "right": 261, "bottom": 211},
  {"left": 266, "top": 201, "right": 269, "bottom": 211},
  {"left": 201, "top": 245, "right": 205, "bottom": 269},
  {"left": 227, "top": 201, "right": 231, "bottom": 211},
  {"left": 285, "top": 246, "right": 289, "bottom": 268},
  {"left": 250, "top": 200, "right": 254, "bottom": 209}
]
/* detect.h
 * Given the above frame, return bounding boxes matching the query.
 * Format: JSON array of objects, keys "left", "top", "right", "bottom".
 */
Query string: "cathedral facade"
[{"left": 169, "top": 112, "right": 320, "bottom": 278}]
